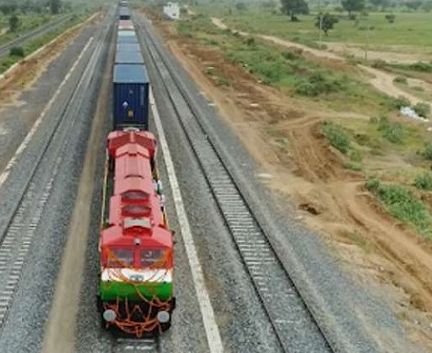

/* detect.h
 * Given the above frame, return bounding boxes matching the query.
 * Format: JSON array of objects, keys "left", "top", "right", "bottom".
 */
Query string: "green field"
[{"left": 194, "top": 3, "right": 432, "bottom": 48}]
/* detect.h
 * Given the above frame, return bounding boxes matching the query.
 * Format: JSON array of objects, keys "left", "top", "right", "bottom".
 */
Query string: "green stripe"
[{"left": 100, "top": 281, "right": 173, "bottom": 301}]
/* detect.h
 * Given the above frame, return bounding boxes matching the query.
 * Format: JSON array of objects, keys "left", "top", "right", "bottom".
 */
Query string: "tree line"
[{"left": 0, "top": 0, "right": 69, "bottom": 16}]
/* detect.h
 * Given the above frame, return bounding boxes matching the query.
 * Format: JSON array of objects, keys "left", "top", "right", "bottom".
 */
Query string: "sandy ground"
[
  {"left": 0, "top": 13, "right": 101, "bottom": 110},
  {"left": 151, "top": 16, "right": 432, "bottom": 351}
]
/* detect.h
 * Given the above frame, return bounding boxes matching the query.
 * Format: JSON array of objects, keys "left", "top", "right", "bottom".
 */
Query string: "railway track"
[
  {"left": 0, "top": 11, "right": 113, "bottom": 334},
  {"left": 0, "top": 15, "right": 72, "bottom": 59},
  {"left": 135, "top": 14, "right": 337, "bottom": 353},
  {"left": 112, "top": 338, "right": 159, "bottom": 353}
]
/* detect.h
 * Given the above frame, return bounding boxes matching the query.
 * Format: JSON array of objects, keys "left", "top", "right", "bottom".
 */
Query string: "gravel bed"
[
  {"left": 0, "top": 22, "right": 97, "bottom": 173},
  {"left": 136, "top": 14, "right": 428, "bottom": 353},
  {"left": 0, "top": 16, "right": 109, "bottom": 353}
]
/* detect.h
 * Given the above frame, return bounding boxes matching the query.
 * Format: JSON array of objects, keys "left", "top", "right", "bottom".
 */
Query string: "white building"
[{"left": 163, "top": 2, "right": 180, "bottom": 20}]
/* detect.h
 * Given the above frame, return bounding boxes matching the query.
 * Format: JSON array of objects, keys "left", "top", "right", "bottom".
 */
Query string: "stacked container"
[{"left": 113, "top": 4, "right": 150, "bottom": 130}]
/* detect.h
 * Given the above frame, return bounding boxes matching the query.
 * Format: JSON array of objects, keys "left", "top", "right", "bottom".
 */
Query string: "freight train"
[{"left": 96, "top": 4, "right": 175, "bottom": 337}]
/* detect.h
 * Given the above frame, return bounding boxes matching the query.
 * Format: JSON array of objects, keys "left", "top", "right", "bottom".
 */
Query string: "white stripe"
[
  {"left": 0, "top": 37, "right": 94, "bottom": 189},
  {"left": 150, "top": 88, "right": 224, "bottom": 352}
]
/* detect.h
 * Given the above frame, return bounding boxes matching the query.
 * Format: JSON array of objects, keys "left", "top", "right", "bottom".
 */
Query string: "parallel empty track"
[
  {"left": 0, "top": 14, "right": 112, "bottom": 333},
  {"left": 134, "top": 13, "right": 336, "bottom": 353}
]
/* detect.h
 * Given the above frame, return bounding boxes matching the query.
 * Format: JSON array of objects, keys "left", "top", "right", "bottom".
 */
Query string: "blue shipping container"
[
  {"left": 116, "top": 43, "right": 141, "bottom": 52},
  {"left": 113, "top": 64, "right": 149, "bottom": 130},
  {"left": 117, "top": 34, "right": 138, "bottom": 44},
  {"left": 115, "top": 51, "right": 144, "bottom": 64}
]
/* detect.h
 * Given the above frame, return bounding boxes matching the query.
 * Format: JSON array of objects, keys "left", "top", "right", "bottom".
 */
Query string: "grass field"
[
  {"left": 0, "top": 14, "right": 86, "bottom": 74},
  {"left": 0, "top": 14, "right": 58, "bottom": 46},
  {"left": 195, "top": 3, "right": 432, "bottom": 48}
]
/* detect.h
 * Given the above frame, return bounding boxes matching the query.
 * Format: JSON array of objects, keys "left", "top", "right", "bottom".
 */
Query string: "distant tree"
[
  {"left": 280, "top": 0, "right": 309, "bottom": 21},
  {"left": 235, "top": 2, "right": 247, "bottom": 11},
  {"left": 405, "top": 0, "right": 422, "bottom": 10},
  {"left": 315, "top": 12, "right": 338, "bottom": 35},
  {"left": 341, "top": 0, "right": 365, "bottom": 18},
  {"left": 9, "top": 15, "right": 20, "bottom": 32},
  {"left": 369, "top": 0, "right": 390, "bottom": 10},
  {"left": 385, "top": 13, "right": 395, "bottom": 22},
  {"left": 0, "top": 4, "right": 17, "bottom": 16},
  {"left": 422, "top": 0, "right": 432, "bottom": 11},
  {"left": 49, "top": 0, "right": 61, "bottom": 14}
]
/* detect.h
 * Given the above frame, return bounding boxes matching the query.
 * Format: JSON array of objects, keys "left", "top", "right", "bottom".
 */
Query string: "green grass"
[
  {"left": 0, "top": 15, "right": 58, "bottom": 46},
  {"left": 366, "top": 177, "right": 432, "bottom": 238},
  {"left": 176, "top": 16, "right": 400, "bottom": 113},
  {"left": 414, "top": 172, "right": 432, "bottom": 191},
  {"left": 194, "top": 3, "right": 432, "bottom": 47},
  {"left": 321, "top": 121, "right": 351, "bottom": 153},
  {"left": 0, "top": 14, "right": 86, "bottom": 74}
]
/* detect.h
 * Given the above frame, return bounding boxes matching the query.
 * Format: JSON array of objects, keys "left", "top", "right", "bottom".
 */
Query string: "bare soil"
[{"left": 150, "top": 15, "right": 432, "bottom": 351}]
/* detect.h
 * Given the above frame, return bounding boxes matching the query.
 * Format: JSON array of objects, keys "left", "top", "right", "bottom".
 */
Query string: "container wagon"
[
  {"left": 116, "top": 43, "right": 141, "bottom": 52},
  {"left": 113, "top": 64, "right": 149, "bottom": 130},
  {"left": 98, "top": 130, "right": 175, "bottom": 337},
  {"left": 115, "top": 51, "right": 145, "bottom": 65},
  {"left": 119, "top": 7, "right": 131, "bottom": 20}
]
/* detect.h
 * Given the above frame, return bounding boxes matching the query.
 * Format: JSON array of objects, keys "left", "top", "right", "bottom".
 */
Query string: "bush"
[
  {"left": 243, "top": 36, "right": 255, "bottom": 46},
  {"left": 344, "top": 161, "right": 362, "bottom": 171},
  {"left": 409, "top": 62, "right": 432, "bottom": 73},
  {"left": 423, "top": 143, "right": 432, "bottom": 160},
  {"left": 371, "top": 59, "right": 386, "bottom": 69},
  {"left": 393, "top": 76, "right": 407, "bottom": 84},
  {"left": 295, "top": 72, "right": 342, "bottom": 96},
  {"left": 415, "top": 172, "right": 432, "bottom": 190},
  {"left": 390, "top": 96, "right": 411, "bottom": 109},
  {"left": 321, "top": 121, "right": 350, "bottom": 154},
  {"left": 367, "top": 179, "right": 432, "bottom": 235},
  {"left": 377, "top": 116, "right": 406, "bottom": 143},
  {"left": 9, "top": 46, "right": 25, "bottom": 57},
  {"left": 216, "top": 77, "right": 231, "bottom": 86},
  {"left": 385, "top": 14, "right": 395, "bottom": 23},
  {"left": 412, "top": 102, "right": 430, "bottom": 118}
]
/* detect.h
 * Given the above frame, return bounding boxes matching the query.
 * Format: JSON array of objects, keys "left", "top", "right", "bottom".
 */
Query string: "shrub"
[
  {"left": 371, "top": 59, "right": 386, "bottom": 69},
  {"left": 9, "top": 46, "right": 24, "bottom": 57},
  {"left": 344, "top": 161, "right": 362, "bottom": 171},
  {"left": 412, "top": 102, "right": 430, "bottom": 118},
  {"left": 244, "top": 36, "right": 255, "bottom": 46},
  {"left": 390, "top": 96, "right": 411, "bottom": 110},
  {"left": 321, "top": 121, "right": 350, "bottom": 154},
  {"left": 385, "top": 14, "right": 395, "bottom": 23},
  {"left": 423, "top": 143, "right": 432, "bottom": 160},
  {"left": 367, "top": 179, "right": 432, "bottom": 235},
  {"left": 415, "top": 172, "right": 432, "bottom": 190},
  {"left": 377, "top": 116, "right": 406, "bottom": 143},
  {"left": 409, "top": 62, "right": 432, "bottom": 73},
  {"left": 365, "top": 176, "right": 380, "bottom": 192},
  {"left": 393, "top": 76, "right": 407, "bottom": 84}
]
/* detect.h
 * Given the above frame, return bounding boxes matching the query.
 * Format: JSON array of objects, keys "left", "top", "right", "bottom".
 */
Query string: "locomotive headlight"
[
  {"left": 103, "top": 309, "right": 117, "bottom": 322},
  {"left": 156, "top": 311, "right": 170, "bottom": 323}
]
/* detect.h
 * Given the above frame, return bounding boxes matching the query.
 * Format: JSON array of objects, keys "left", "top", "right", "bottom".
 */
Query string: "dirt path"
[
  {"left": 211, "top": 18, "right": 432, "bottom": 111},
  {"left": 153, "top": 18, "right": 432, "bottom": 351}
]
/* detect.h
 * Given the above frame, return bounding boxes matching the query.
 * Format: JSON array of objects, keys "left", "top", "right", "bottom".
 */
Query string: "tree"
[
  {"left": 315, "top": 12, "right": 338, "bottom": 35},
  {"left": 9, "top": 15, "right": 20, "bottom": 32},
  {"left": 405, "top": 0, "right": 422, "bottom": 10},
  {"left": 341, "top": 0, "right": 365, "bottom": 18},
  {"left": 280, "top": 0, "right": 309, "bottom": 21},
  {"left": 49, "top": 0, "right": 61, "bottom": 14},
  {"left": 235, "top": 2, "right": 247, "bottom": 11},
  {"left": 422, "top": 0, "right": 432, "bottom": 11},
  {"left": 385, "top": 13, "right": 395, "bottom": 22}
]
